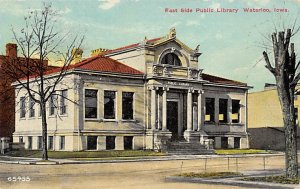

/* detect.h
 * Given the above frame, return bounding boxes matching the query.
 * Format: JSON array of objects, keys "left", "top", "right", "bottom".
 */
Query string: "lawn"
[
  {"left": 3, "top": 150, "right": 165, "bottom": 159},
  {"left": 215, "top": 149, "right": 269, "bottom": 155},
  {"left": 242, "top": 175, "right": 300, "bottom": 184},
  {"left": 177, "top": 172, "right": 243, "bottom": 178}
]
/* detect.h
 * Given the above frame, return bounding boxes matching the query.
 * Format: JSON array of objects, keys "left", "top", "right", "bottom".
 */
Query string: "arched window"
[{"left": 161, "top": 53, "right": 181, "bottom": 66}]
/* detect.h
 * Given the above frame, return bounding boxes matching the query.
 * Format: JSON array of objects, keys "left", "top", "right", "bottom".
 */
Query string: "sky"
[{"left": 0, "top": 0, "right": 300, "bottom": 91}]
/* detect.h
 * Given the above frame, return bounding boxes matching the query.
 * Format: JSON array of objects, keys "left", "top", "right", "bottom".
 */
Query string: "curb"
[{"left": 165, "top": 176, "right": 297, "bottom": 189}]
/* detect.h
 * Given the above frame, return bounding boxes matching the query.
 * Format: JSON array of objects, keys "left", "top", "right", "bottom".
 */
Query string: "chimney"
[
  {"left": 6, "top": 43, "right": 17, "bottom": 57},
  {"left": 71, "top": 48, "right": 83, "bottom": 65},
  {"left": 90, "top": 48, "right": 110, "bottom": 57}
]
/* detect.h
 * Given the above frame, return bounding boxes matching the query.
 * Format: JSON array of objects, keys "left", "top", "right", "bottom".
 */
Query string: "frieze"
[{"left": 167, "top": 81, "right": 190, "bottom": 86}]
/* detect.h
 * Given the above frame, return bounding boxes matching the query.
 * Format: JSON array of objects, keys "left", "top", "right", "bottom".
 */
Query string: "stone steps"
[{"left": 164, "top": 141, "right": 215, "bottom": 155}]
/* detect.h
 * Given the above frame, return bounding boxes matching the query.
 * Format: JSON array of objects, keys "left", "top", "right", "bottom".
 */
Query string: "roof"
[
  {"left": 32, "top": 55, "right": 144, "bottom": 79},
  {"left": 73, "top": 55, "right": 144, "bottom": 75},
  {"left": 202, "top": 73, "right": 247, "bottom": 87},
  {"left": 100, "top": 37, "right": 162, "bottom": 55}
]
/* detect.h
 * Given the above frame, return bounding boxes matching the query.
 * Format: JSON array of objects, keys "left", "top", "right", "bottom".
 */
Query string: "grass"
[
  {"left": 242, "top": 175, "right": 300, "bottom": 184},
  {"left": 177, "top": 172, "right": 243, "bottom": 178},
  {"left": 3, "top": 150, "right": 165, "bottom": 159},
  {"left": 215, "top": 149, "right": 269, "bottom": 155}
]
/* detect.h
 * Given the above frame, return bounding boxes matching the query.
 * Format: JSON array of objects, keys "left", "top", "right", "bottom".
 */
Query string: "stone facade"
[{"left": 13, "top": 28, "right": 250, "bottom": 151}]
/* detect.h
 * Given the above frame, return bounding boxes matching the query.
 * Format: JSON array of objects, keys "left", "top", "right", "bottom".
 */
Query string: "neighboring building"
[
  {"left": 13, "top": 28, "right": 250, "bottom": 151},
  {"left": 248, "top": 84, "right": 300, "bottom": 150},
  {"left": 0, "top": 44, "right": 55, "bottom": 140}
]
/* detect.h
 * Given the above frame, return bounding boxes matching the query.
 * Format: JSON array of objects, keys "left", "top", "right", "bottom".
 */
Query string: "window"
[
  {"left": 232, "top": 100, "right": 240, "bottom": 123},
  {"left": 104, "top": 91, "right": 116, "bottom": 119},
  {"left": 85, "top": 89, "right": 98, "bottom": 118},
  {"left": 234, "top": 137, "right": 240, "bottom": 149},
  {"left": 20, "top": 97, "right": 26, "bottom": 118},
  {"left": 48, "top": 136, "right": 53, "bottom": 150},
  {"left": 19, "top": 136, "right": 23, "bottom": 143},
  {"left": 106, "top": 136, "right": 116, "bottom": 150},
  {"left": 87, "top": 136, "right": 97, "bottom": 150},
  {"left": 28, "top": 136, "right": 32, "bottom": 149},
  {"left": 49, "top": 93, "right": 56, "bottom": 115},
  {"left": 29, "top": 97, "right": 35, "bottom": 117},
  {"left": 122, "top": 92, "right": 134, "bottom": 120},
  {"left": 60, "top": 136, "right": 65, "bottom": 150},
  {"left": 124, "top": 136, "right": 133, "bottom": 150},
  {"left": 205, "top": 98, "right": 215, "bottom": 123},
  {"left": 39, "top": 104, "right": 42, "bottom": 117},
  {"left": 60, "top": 90, "right": 67, "bottom": 115},
  {"left": 221, "top": 137, "right": 228, "bottom": 149},
  {"left": 38, "top": 136, "right": 42, "bottom": 149},
  {"left": 219, "top": 99, "right": 228, "bottom": 123},
  {"left": 161, "top": 53, "right": 181, "bottom": 66}
]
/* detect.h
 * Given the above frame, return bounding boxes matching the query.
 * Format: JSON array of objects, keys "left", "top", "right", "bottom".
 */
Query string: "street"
[{"left": 0, "top": 155, "right": 289, "bottom": 189}]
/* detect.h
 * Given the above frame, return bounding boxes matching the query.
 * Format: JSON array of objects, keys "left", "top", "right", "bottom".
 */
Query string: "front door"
[{"left": 167, "top": 101, "right": 179, "bottom": 140}]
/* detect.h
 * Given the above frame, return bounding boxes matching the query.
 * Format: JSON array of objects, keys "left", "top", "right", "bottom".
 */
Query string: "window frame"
[
  {"left": 20, "top": 97, "right": 26, "bottom": 118},
  {"left": 49, "top": 93, "right": 57, "bottom": 116},
  {"left": 219, "top": 98, "right": 228, "bottom": 124},
  {"left": 104, "top": 90, "right": 117, "bottom": 120},
  {"left": 60, "top": 89, "right": 68, "bottom": 115},
  {"left": 60, "top": 136, "right": 65, "bottom": 150},
  {"left": 205, "top": 97, "right": 215, "bottom": 123},
  {"left": 29, "top": 96, "right": 35, "bottom": 118},
  {"left": 84, "top": 89, "right": 98, "bottom": 119},
  {"left": 232, "top": 99, "right": 240, "bottom": 123},
  {"left": 160, "top": 53, "right": 181, "bottom": 66},
  {"left": 122, "top": 92, "right": 134, "bottom": 120},
  {"left": 38, "top": 136, "right": 42, "bottom": 149},
  {"left": 48, "top": 136, "right": 53, "bottom": 150}
]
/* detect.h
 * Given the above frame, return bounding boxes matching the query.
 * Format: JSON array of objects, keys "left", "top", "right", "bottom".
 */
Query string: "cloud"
[{"left": 98, "top": 0, "right": 120, "bottom": 10}]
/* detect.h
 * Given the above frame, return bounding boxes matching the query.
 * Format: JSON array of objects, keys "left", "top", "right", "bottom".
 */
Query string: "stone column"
[
  {"left": 228, "top": 98, "right": 232, "bottom": 124},
  {"left": 214, "top": 97, "right": 219, "bottom": 124},
  {"left": 197, "top": 90, "right": 203, "bottom": 131},
  {"left": 187, "top": 88, "right": 193, "bottom": 131},
  {"left": 151, "top": 87, "right": 157, "bottom": 130},
  {"left": 162, "top": 87, "right": 168, "bottom": 131},
  {"left": 157, "top": 92, "right": 161, "bottom": 130}
]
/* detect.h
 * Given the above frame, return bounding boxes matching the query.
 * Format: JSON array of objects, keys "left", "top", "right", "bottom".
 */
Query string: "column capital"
[
  {"left": 197, "top": 89, "right": 204, "bottom": 94},
  {"left": 148, "top": 86, "right": 158, "bottom": 91},
  {"left": 163, "top": 86, "right": 169, "bottom": 91},
  {"left": 188, "top": 87, "right": 195, "bottom": 93}
]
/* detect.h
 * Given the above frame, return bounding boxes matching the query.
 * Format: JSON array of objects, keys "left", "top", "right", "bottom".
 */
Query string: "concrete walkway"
[
  {"left": 0, "top": 152, "right": 285, "bottom": 165},
  {"left": 166, "top": 169, "right": 300, "bottom": 189}
]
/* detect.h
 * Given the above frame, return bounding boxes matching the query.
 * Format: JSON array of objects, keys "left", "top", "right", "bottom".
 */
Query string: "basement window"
[
  {"left": 219, "top": 99, "right": 228, "bottom": 123},
  {"left": 106, "top": 136, "right": 116, "bottom": 150},
  {"left": 205, "top": 98, "right": 215, "bottom": 123},
  {"left": 232, "top": 100, "right": 240, "bottom": 123}
]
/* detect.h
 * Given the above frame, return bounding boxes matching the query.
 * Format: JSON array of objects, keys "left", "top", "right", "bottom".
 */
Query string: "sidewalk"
[
  {"left": 0, "top": 152, "right": 285, "bottom": 165},
  {"left": 166, "top": 169, "right": 300, "bottom": 189}
]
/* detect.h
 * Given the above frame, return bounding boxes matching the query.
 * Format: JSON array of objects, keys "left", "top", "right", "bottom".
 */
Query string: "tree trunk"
[
  {"left": 41, "top": 101, "right": 48, "bottom": 160},
  {"left": 276, "top": 76, "right": 298, "bottom": 178}
]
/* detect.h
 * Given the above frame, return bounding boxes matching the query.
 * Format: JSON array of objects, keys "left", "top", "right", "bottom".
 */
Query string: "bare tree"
[
  {"left": 3, "top": 3, "right": 83, "bottom": 160},
  {"left": 263, "top": 28, "right": 299, "bottom": 178}
]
